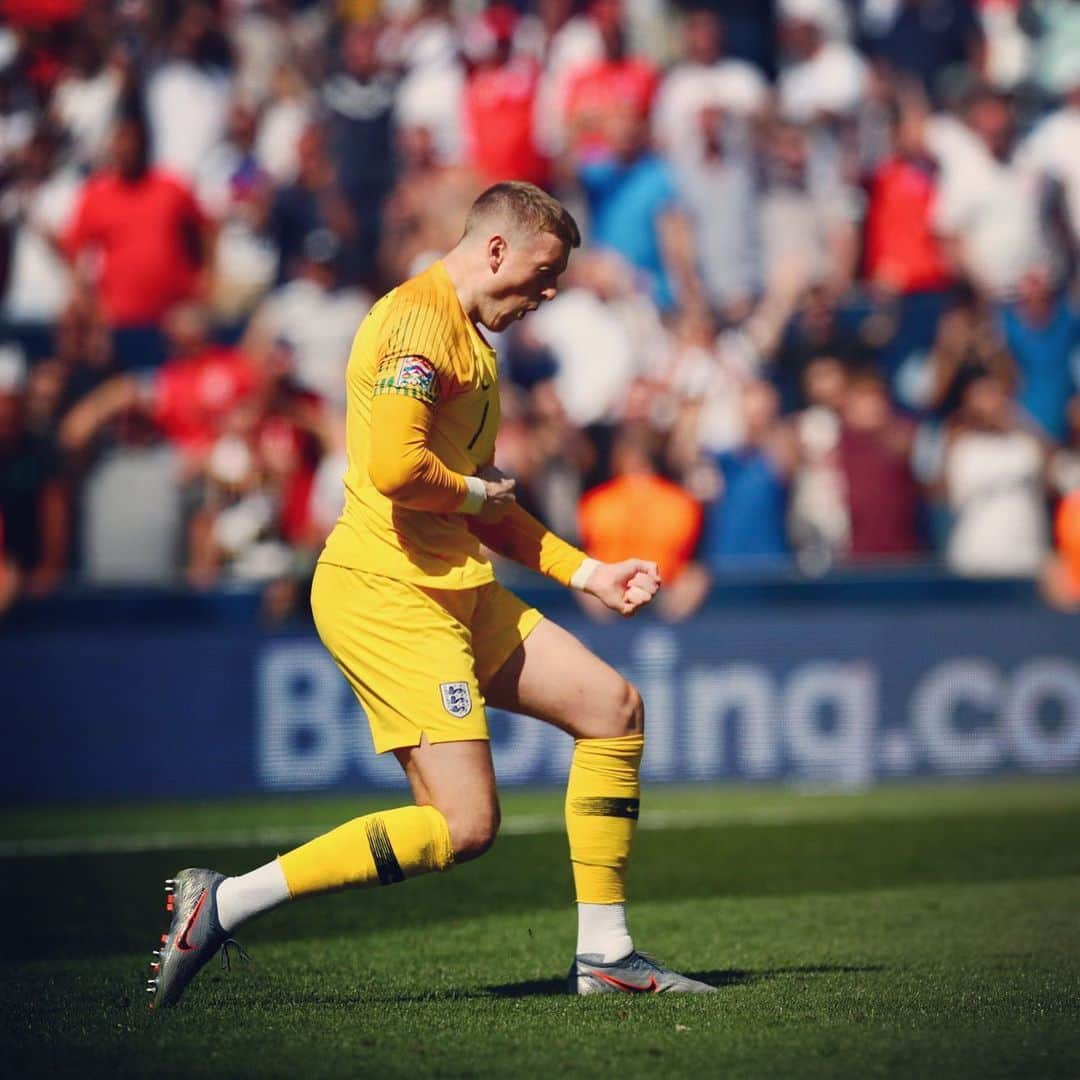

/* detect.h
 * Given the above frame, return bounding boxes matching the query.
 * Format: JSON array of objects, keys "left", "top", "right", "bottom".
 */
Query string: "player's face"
[{"left": 486, "top": 229, "right": 570, "bottom": 332}]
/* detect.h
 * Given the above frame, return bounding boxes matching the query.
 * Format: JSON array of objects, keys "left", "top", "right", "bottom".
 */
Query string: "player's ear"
[{"left": 488, "top": 234, "right": 506, "bottom": 273}]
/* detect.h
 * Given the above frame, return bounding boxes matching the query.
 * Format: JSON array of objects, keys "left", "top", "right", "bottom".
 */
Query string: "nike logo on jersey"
[{"left": 176, "top": 890, "right": 208, "bottom": 951}]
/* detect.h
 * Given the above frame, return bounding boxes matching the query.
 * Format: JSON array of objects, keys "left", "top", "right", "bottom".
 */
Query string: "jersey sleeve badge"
[{"left": 374, "top": 355, "right": 440, "bottom": 406}]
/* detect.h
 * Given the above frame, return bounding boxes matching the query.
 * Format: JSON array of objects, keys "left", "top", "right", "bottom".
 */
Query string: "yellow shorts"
[{"left": 311, "top": 562, "right": 543, "bottom": 753}]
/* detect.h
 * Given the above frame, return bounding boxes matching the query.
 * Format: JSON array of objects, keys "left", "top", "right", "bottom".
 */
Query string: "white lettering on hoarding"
[
  {"left": 783, "top": 662, "right": 877, "bottom": 786},
  {"left": 910, "top": 659, "right": 1003, "bottom": 773}
]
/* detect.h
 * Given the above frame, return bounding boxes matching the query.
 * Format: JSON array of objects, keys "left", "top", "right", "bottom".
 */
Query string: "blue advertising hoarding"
[{"left": 5, "top": 596, "right": 1080, "bottom": 801}]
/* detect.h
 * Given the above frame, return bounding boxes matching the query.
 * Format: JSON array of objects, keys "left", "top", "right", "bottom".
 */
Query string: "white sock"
[
  {"left": 576, "top": 902, "right": 633, "bottom": 962},
  {"left": 215, "top": 859, "right": 291, "bottom": 933}
]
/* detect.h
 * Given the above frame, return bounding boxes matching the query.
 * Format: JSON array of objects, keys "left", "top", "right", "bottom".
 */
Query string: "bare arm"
[
  {"left": 58, "top": 375, "right": 142, "bottom": 452},
  {"left": 657, "top": 208, "right": 705, "bottom": 310}
]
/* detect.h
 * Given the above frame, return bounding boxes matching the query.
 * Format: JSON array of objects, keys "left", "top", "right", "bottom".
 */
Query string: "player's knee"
[
  {"left": 602, "top": 677, "right": 644, "bottom": 739},
  {"left": 445, "top": 802, "right": 501, "bottom": 863}
]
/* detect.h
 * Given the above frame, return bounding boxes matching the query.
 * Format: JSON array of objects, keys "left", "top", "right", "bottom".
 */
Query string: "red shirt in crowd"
[
  {"left": 464, "top": 57, "right": 548, "bottom": 187},
  {"left": 864, "top": 157, "right": 952, "bottom": 293},
  {"left": 564, "top": 58, "right": 659, "bottom": 156},
  {"left": 151, "top": 346, "right": 261, "bottom": 459},
  {"left": 65, "top": 170, "right": 208, "bottom": 327}
]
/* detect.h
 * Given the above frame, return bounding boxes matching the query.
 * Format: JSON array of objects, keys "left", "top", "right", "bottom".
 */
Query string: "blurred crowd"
[{"left": 2, "top": 0, "right": 1080, "bottom": 620}]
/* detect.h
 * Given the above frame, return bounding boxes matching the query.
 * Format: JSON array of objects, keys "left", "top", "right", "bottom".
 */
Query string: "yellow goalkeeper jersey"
[{"left": 320, "top": 260, "right": 501, "bottom": 588}]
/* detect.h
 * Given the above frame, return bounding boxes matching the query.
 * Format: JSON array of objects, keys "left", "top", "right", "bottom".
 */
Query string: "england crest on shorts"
[{"left": 439, "top": 681, "right": 473, "bottom": 718}]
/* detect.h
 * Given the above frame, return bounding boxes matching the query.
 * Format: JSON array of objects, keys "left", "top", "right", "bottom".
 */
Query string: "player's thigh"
[
  {"left": 310, "top": 563, "right": 489, "bottom": 754},
  {"left": 393, "top": 735, "right": 500, "bottom": 862},
  {"left": 482, "top": 615, "right": 643, "bottom": 741}
]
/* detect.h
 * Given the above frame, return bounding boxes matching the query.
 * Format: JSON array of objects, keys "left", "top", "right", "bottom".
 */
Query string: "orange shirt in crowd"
[
  {"left": 64, "top": 170, "right": 207, "bottom": 327},
  {"left": 1056, "top": 490, "right": 1080, "bottom": 599},
  {"left": 578, "top": 473, "right": 702, "bottom": 584}
]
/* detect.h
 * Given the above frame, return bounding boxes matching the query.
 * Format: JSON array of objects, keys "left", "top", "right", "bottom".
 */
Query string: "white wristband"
[
  {"left": 570, "top": 557, "right": 600, "bottom": 591},
  {"left": 457, "top": 475, "right": 487, "bottom": 515}
]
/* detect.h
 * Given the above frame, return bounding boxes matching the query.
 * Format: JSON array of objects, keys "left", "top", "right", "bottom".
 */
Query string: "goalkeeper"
[{"left": 148, "top": 182, "right": 715, "bottom": 1007}]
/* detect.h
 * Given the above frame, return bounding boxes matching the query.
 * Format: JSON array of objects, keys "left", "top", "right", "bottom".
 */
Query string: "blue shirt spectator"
[
  {"left": 579, "top": 145, "right": 683, "bottom": 312},
  {"left": 999, "top": 272, "right": 1080, "bottom": 442},
  {"left": 701, "top": 447, "right": 791, "bottom": 568}
]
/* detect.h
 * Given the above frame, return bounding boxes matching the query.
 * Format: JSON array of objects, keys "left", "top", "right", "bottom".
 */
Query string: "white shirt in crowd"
[
  {"left": 147, "top": 60, "right": 232, "bottom": 181},
  {"left": 653, "top": 60, "right": 768, "bottom": 162},
  {"left": 527, "top": 287, "right": 647, "bottom": 428},
  {"left": 252, "top": 279, "right": 372, "bottom": 408},
  {"left": 778, "top": 40, "right": 867, "bottom": 122},
  {"left": 928, "top": 115, "right": 1051, "bottom": 296},
  {"left": 51, "top": 65, "right": 122, "bottom": 168},
  {"left": 945, "top": 429, "right": 1048, "bottom": 577},
  {"left": 1, "top": 168, "right": 81, "bottom": 322},
  {"left": 1021, "top": 104, "right": 1080, "bottom": 248}
]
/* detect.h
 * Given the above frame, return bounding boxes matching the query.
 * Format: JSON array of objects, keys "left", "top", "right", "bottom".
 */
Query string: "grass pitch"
[{"left": 1, "top": 779, "right": 1078, "bottom": 1078}]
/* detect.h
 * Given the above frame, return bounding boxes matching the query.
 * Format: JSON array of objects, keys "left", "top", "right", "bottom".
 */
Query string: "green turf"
[{"left": 2, "top": 779, "right": 1078, "bottom": 1078}]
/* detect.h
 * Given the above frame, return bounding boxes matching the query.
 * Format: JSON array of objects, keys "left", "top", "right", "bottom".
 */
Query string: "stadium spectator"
[
  {"left": 392, "top": 0, "right": 467, "bottom": 166},
  {"left": 265, "top": 120, "right": 358, "bottom": 286},
  {"left": 788, "top": 355, "right": 850, "bottom": 570},
  {"left": 1023, "top": 70, "right": 1080, "bottom": 250},
  {"left": 321, "top": 20, "right": 398, "bottom": 281},
  {"left": 669, "top": 107, "right": 760, "bottom": 318},
  {"left": 772, "top": 284, "right": 869, "bottom": 410},
  {"left": 837, "top": 371, "right": 921, "bottom": 561},
  {"left": 60, "top": 302, "right": 262, "bottom": 471},
  {"left": 462, "top": 5, "right": 548, "bottom": 188},
  {"left": 525, "top": 251, "right": 661, "bottom": 440},
  {"left": 63, "top": 110, "right": 213, "bottom": 335},
  {"left": 195, "top": 98, "right": 277, "bottom": 323},
  {"left": 926, "top": 285, "right": 1015, "bottom": 413},
  {"left": 186, "top": 354, "right": 324, "bottom": 592},
  {"left": 652, "top": 8, "right": 768, "bottom": 164},
  {"left": 0, "top": 344, "right": 69, "bottom": 597},
  {"left": 757, "top": 119, "right": 862, "bottom": 306},
  {"left": 145, "top": 2, "right": 233, "bottom": 183},
  {"left": 578, "top": 422, "right": 707, "bottom": 620},
  {"left": 859, "top": 0, "right": 981, "bottom": 100},
  {"left": 563, "top": 0, "right": 659, "bottom": 160},
  {"left": 863, "top": 98, "right": 953, "bottom": 297},
  {"left": 241, "top": 229, "right": 372, "bottom": 409},
  {"left": 998, "top": 263, "right": 1080, "bottom": 443},
  {"left": 1041, "top": 487, "right": 1080, "bottom": 611},
  {"left": 527, "top": 0, "right": 604, "bottom": 158},
  {"left": 928, "top": 85, "right": 1056, "bottom": 298},
  {"left": 254, "top": 62, "right": 312, "bottom": 186},
  {"left": 942, "top": 367, "right": 1050, "bottom": 577},
  {"left": 1049, "top": 396, "right": 1080, "bottom": 497},
  {"left": 776, "top": 0, "right": 867, "bottom": 122},
  {"left": 227, "top": 0, "right": 295, "bottom": 107},
  {"left": 49, "top": 32, "right": 125, "bottom": 169},
  {"left": 700, "top": 379, "right": 797, "bottom": 570},
  {"left": 577, "top": 104, "right": 704, "bottom": 313},
  {"left": 378, "top": 119, "right": 484, "bottom": 286},
  {"left": 0, "top": 123, "right": 80, "bottom": 323}
]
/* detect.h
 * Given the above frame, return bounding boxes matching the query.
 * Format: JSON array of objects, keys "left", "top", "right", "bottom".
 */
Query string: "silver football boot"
[
  {"left": 569, "top": 951, "right": 717, "bottom": 995},
  {"left": 147, "top": 868, "right": 248, "bottom": 1009}
]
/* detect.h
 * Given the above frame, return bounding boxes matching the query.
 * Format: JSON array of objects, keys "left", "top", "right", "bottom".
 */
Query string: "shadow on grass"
[{"left": 486, "top": 963, "right": 884, "bottom": 998}]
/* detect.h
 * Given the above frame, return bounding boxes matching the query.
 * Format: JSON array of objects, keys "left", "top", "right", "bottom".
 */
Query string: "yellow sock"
[
  {"left": 278, "top": 804, "right": 454, "bottom": 898},
  {"left": 565, "top": 733, "right": 644, "bottom": 904}
]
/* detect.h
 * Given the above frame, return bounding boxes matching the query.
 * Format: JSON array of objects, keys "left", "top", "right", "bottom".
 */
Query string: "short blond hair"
[{"left": 465, "top": 181, "right": 581, "bottom": 250}]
